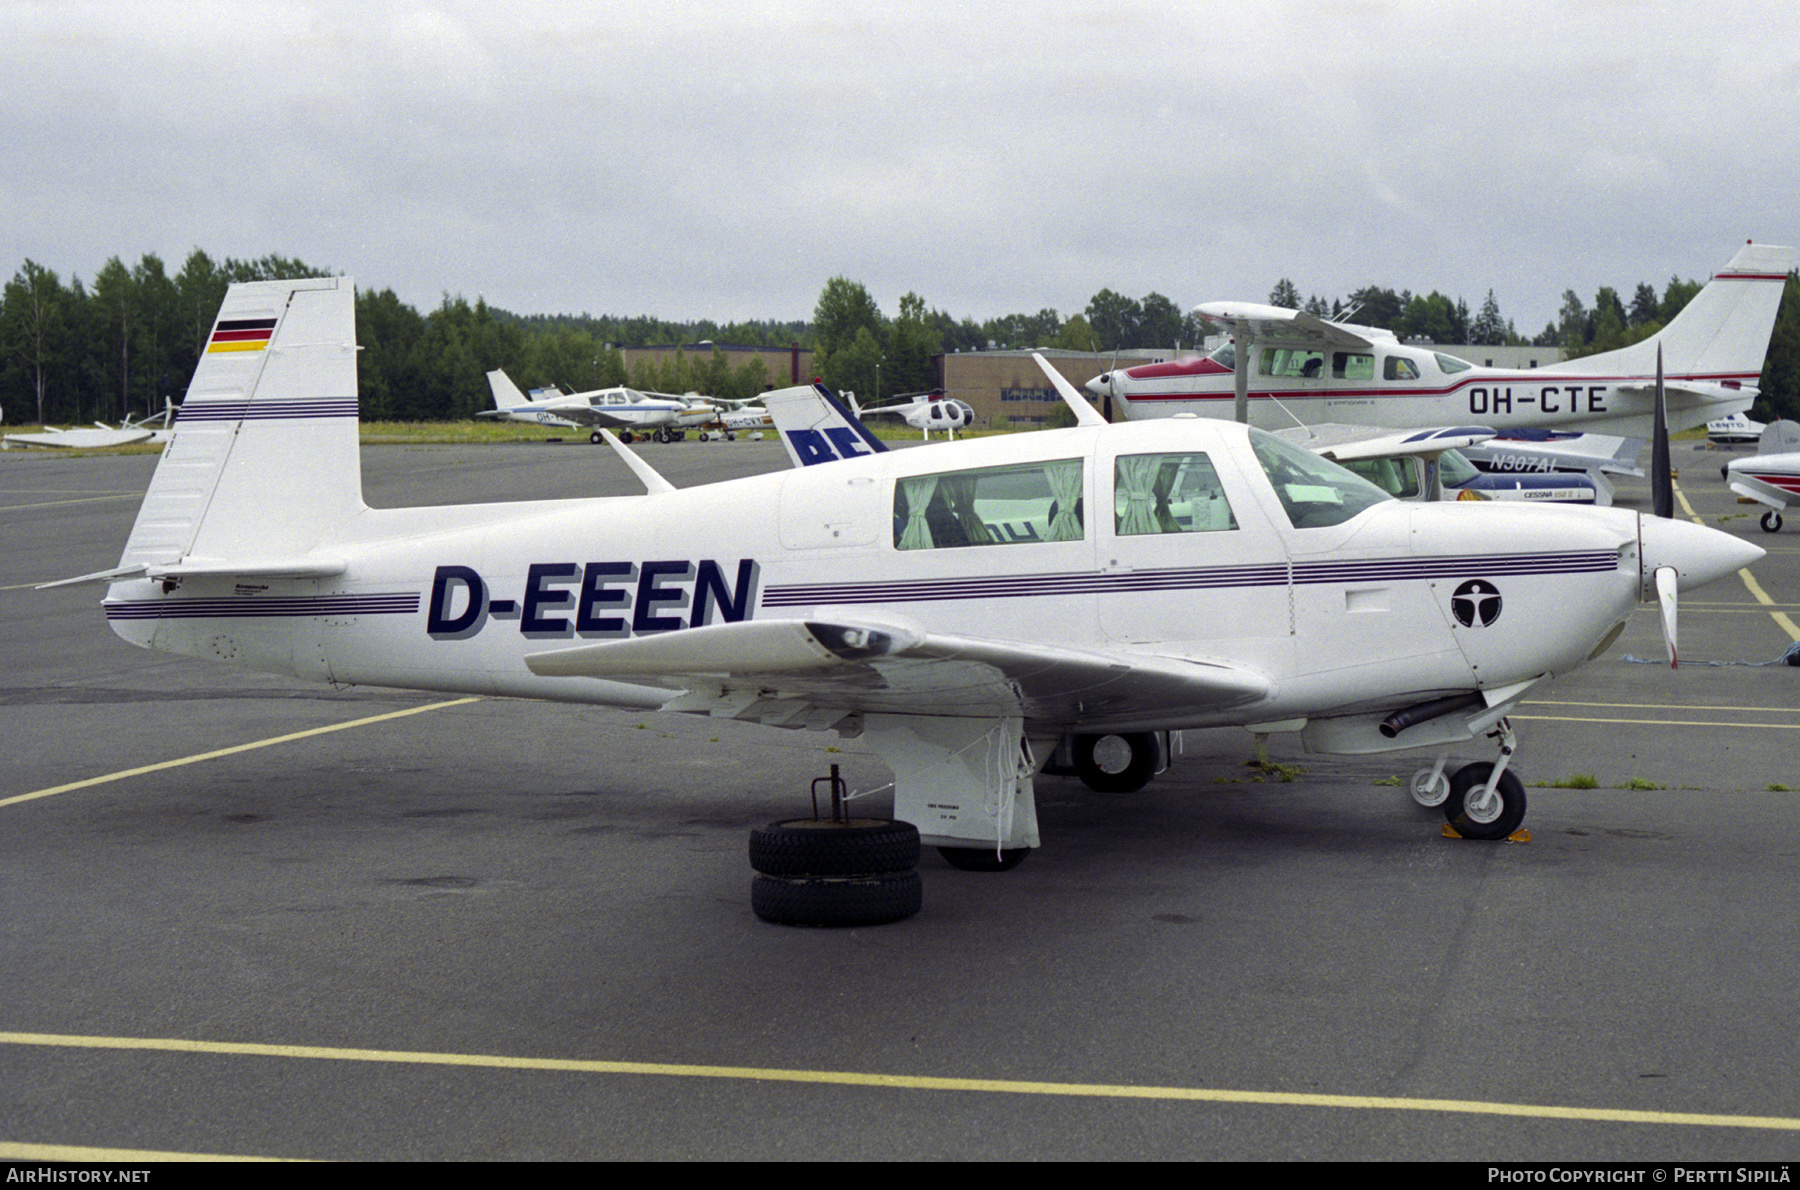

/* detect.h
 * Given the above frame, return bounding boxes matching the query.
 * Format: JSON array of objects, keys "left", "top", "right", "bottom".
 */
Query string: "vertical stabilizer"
[
  {"left": 762, "top": 382, "right": 889, "bottom": 467},
  {"left": 116, "top": 277, "right": 364, "bottom": 574},
  {"left": 486, "top": 369, "right": 531, "bottom": 409},
  {"left": 1571, "top": 242, "right": 1795, "bottom": 381}
]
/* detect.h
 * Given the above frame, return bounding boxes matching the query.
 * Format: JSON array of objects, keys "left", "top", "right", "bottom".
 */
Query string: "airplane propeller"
[{"left": 1650, "top": 344, "right": 1679, "bottom": 667}]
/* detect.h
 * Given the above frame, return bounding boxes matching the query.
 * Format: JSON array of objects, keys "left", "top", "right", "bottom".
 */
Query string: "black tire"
[
  {"left": 751, "top": 871, "right": 921, "bottom": 926},
  {"left": 1071, "top": 732, "right": 1159, "bottom": 793},
  {"left": 748, "top": 818, "right": 920, "bottom": 877},
  {"left": 937, "top": 845, "right": 1031, "bottom": 872},
  {"left": 619, "top": 431, "right": 634, "bottom": 444},
  {"left": 590, "top": 430, "right": 604, "bottom": 444},
  {"left": 1443, "top": 762, "right": 1527, "bottom": 840},
  {"left": 1762, "top": 510, "right": 1783, "bottom": 534}
]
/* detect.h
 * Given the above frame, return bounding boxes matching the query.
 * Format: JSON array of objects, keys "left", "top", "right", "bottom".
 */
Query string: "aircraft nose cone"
[
  {"left": 1639, "top": 515, "right": 1765, "bottom": 592},
  {"left": 1085, "top": 374, "right": 1109, "bottom": 397}
]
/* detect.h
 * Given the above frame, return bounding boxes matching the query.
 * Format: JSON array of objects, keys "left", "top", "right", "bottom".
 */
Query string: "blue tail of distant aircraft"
[{"left": 761, "top": 382, "right": 889, "bottom": 468}]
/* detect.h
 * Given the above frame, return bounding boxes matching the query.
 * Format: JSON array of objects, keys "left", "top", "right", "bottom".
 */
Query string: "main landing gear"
[{"left": 1408, "top": 718, "right": 1528, "bottom": 840}]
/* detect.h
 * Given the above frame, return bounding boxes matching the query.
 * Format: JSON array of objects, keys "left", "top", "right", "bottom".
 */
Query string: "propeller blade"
[
  {"left": 1655, "top": 564, "right": 1679, "bottom": 668},
  {"left": 1652, "top": 344, "right": 1674, "bottom": 519}
]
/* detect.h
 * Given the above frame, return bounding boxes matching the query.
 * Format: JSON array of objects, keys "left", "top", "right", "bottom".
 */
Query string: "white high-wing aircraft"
[
  {"left": 53, "top": 278, "right": 1764, "bottom": 919},
  {"left": 481, "top": 369, "right": 719, "bottom": 443},
  {"left": 854, "top": 391, "right": 977, "bottom": 439},
  {"left": 1088, "top": 242, "right": 1795, "bottom": 438},
  {"left": 1725, "top": 419, "right": 1800, "bottom": 533}
]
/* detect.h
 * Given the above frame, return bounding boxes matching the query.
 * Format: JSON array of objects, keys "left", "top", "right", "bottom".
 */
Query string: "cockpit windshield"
[
  {"left": 1207, "top": 342, "right": 1235, "bottom": 371},
  {"left": 1247, "top": 428, "right": 1392, "bottom": 528}
]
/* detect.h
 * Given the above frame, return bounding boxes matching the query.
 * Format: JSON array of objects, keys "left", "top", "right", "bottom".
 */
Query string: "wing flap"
[{"left": 524, "top": 616, "right": 1272, "bottom": 727}]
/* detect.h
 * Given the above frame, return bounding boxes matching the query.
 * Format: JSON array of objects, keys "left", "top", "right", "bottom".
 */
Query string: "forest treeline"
[{"left": 5, "top": 248, "right": 1798, "bottom": 426}]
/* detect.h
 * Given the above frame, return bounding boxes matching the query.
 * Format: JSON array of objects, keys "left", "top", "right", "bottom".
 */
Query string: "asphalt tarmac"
[{"left": 3, "top": 435, "right": 1797, "bottom": 1162}]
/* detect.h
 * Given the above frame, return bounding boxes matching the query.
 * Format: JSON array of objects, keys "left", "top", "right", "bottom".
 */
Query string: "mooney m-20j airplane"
[
  {"left": 55, "top": 278, "right": 1763, "bottom": 895},
  {"left": 482, "top": 369, "right": 718, "bottom": 443},
  {"left": 1088, "top": 242, "right": 1795, "bottom": 439}
]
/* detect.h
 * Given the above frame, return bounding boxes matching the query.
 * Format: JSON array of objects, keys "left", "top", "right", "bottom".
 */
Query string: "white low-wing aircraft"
[
  {"left": 52, "top": 278, "right": 1764, "bottom": 918},
  {"left": 1089, "top": 242, "right": 1795, "bottom": 438},
  {"left": 1725, "top": 419, "right": 1800, "bottom": 533},
  {"left": 482, "top": 369, "right": 718, "bottom": 443}
]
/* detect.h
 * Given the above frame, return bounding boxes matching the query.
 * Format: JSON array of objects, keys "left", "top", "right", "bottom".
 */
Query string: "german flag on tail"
[{"left": 206, "top": 316, "right": 277, "bottom": 353}]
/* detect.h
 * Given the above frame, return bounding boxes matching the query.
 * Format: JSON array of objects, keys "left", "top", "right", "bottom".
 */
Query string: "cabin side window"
[
  {"left": 1248, "top": 428, "right": 1392, "bottom": 528},
  {"left": 1333, "top": 352, "right": 1374, "bottom": 380},
  {"left": 1341, "top": 456, "right": 1421, "bottom": 499},
  {"left": 1260, "top": 347, "right": 1325, "bottom": 378},
  {"left": 893, "top": 459, "right": 1084, "bottom": 550},
  {"left": 1383, "top": 355, "right": 1422, "bottom": 381},
  {"left": 1114, "top": 453, "right": 1238, "bottom": 535}
]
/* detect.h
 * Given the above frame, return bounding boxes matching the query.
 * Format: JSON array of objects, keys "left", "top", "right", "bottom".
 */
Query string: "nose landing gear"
[{"left": 1408, "top": 718, "right": 1528, "bottom": 840}]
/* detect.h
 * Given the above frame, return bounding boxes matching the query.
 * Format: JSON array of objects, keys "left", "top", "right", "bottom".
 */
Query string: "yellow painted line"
[
  {"left": 4, "top": 1030, "right": 1797, "bottom": 1133},
  {"left": 1514, "top": 714, "right": 1800, "bottom": 730},
  {"left": 0, "top": 493, "right": 139, "bottom": 511},
  {"left": 1526, "top": 699, "right": 1800, "bottom": 715},
  {"left": 0, "top": 697, "right": 483, "bottom": 809},
  {"left": 1673, "top": 478, "right": 1799, "bottom": 638},
  {"left": 1739, "top": 568, "right": 1800, "bottom": 641},
  {"left": 0, "top": 1140, "right": 294, "bottom": 1162}
]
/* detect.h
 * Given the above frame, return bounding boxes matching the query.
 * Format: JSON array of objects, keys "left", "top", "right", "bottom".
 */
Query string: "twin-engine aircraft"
[
  {"left": 1088, "top": 242, "right": 1795, "bottom": 439},
  {"left": 482, "top": 369, "right": 718, "bottom": 443},
  {"left": 54, "top": 278, "right": 1764, "bottom": 917}
]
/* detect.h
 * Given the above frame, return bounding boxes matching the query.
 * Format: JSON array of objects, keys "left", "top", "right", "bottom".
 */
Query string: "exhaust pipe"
[{"left": 1379, "top": 692, "right": 1486, "bottom": 739}]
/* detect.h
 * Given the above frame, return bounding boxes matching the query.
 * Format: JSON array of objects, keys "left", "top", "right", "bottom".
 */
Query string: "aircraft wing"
[
  {"left": 1275, "top": 424, "right": 1495, "bottom": 463},
  {"left": 1193, "top": 302, "right": 1393, "bottom": 351},
  {"left": 523, "top": 615, "right": 1271, "bottom": 729}
]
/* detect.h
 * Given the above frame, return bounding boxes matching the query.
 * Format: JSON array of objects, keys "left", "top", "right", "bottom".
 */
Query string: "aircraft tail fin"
[
  {"left": 1572, "top": 242, "right": 1795, "bottom": 382},
  {"left": 487, "top": 369, "right": 531, "bottom": 410},
  {"left": 762, "top": 382, "right": 888, "bottom": 467},
  {"left": 113, "top": 276, "right": 364, "bottom": 581}
]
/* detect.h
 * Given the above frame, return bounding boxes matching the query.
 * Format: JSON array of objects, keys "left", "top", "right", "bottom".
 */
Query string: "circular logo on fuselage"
[{"left": 1451, "top": 579, "right": 1502, "bottom": 628}]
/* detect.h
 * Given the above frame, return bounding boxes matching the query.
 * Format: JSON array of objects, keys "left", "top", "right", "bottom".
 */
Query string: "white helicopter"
[
  {"left": 481, "top": 369, "right": 718, "bottom": 444},
  {"left": 51, "top": 277, "right": 1762, "bottom": 924},
  {"left": 1088, "top": 242, "right": 1794, "bottom": 439},
  {"left": 851, "top": 390, "right": 977, "bottom": 439}
]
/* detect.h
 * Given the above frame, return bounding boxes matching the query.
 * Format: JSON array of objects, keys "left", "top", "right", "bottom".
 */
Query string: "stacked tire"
[{"left": 748, "top": 818, "right": 922, "bottom": 926}]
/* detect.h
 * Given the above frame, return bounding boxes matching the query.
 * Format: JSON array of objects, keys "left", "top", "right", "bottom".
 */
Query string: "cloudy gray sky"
[{"left": 5, "top": 0, "right": 1796, "bottom": 336}]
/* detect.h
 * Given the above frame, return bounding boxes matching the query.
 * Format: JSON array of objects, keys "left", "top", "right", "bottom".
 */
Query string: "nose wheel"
[
  {"left": 1762, "top": 509, "right": 1783, "bottom": 533},
  {"left": 1408, "top": 719, "right": 1528, "bottom": 839}
]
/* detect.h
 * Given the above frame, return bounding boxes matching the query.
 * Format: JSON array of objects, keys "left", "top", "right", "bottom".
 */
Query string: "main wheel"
[
  {"left": 619, "top": 431, "right": 634, "bottom": 444},
  {"left": 1071, "top": 732, "right": 1158, "bottom": 793},
  {"left": 1443, "top": 762, "right": 1527, "bottom": 840},
  {"left": 589, "top": 430, "right": 604, "bottom": 444},
  {"left": 937, "top": 846, "right": 1031, "bottom": 872},
  {"left": 751, "top": 871, "right": 921, "bottom": 926},
  {"left": 1762, "top": 509, "right": 1783, "bottom": 533},
  {"left": 749, "top": 818, "right": 920, "bottom": 877}
]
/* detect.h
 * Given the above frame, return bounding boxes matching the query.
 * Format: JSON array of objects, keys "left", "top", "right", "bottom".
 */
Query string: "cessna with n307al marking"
[
  {"left": 1088, "top": 241, "right": 1795, "bottom": 439},
  {"left": 50, "top": 277, "right": 1763, "bottom": 923}
]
